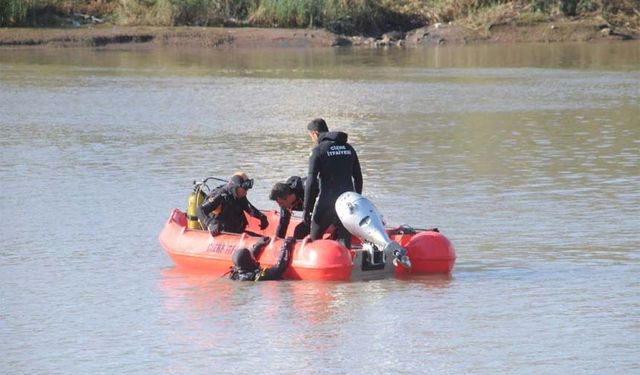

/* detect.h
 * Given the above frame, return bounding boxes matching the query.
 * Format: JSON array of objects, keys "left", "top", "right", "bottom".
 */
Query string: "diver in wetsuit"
[
  {"left": 302, "top": 118, "right": 363, "bottom": 249},
  {"left": 269, "top": 176, "right": 311, "bottom": 239},
  {"left": 197, "top": 172, "right": 269, "bottom": 236},
  {"left": 230, "top": 236, "right": 295, "bottom": 281}
]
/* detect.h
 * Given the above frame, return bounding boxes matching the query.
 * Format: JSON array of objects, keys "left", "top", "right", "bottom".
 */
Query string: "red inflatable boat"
[{"left": 159, "top": 208, "right": 456, "bottom": 281}]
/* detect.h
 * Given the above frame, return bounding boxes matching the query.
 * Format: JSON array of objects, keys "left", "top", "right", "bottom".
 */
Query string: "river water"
[{"left": 1, "top": 42, "right": 639, "bottom": 374}]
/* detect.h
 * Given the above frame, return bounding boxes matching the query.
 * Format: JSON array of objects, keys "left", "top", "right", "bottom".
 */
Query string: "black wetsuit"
[
  {"left": 230, "top": 237, "right": 294, "bottom": 281},
  {"left": 197, "top": 184, "right": 267, "bottom": 235},
  {"left": 275, "top": 176, "right": 310, "bottom": 240},
  {"left": 303, "top": 131, "right": 363, "bottom": 248}
]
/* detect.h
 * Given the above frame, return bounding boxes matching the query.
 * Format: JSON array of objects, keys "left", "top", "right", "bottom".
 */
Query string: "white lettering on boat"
[{"left": 206, "top": 243, "right": 239, "bottom": 255}]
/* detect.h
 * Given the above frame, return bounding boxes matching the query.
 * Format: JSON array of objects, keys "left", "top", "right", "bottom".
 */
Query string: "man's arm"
[
  {"left": 257, "top": 237, "right": 294, "bottom": 281},
  {"left": 197, "top": 193, "right": 222, "bottom": 227},
  {"left": 250, "top": 236, "right": 271, "bottom": 258},
  {"left": 276, "top": 207, "right": 291, "bottom": 239},
  {"left": 303, "top": 148, "right": 321, "bottom": 220},
  {"left": 352, "top": 148, "right": 363, "bottom": 194},
  {"left": 239, "top": 197, "right": 269, "bottom": 229}
]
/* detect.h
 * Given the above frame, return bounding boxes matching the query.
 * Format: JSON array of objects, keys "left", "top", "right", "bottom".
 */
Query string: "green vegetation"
[
  {"left": 2, "top": 0, "right": 639, "bottom": 33},
  {"left": 249, "top": 0, "right": 415, "bottom": 35},
  {"left": 0, "top": 0, "right": 30, "bottom": 26}
]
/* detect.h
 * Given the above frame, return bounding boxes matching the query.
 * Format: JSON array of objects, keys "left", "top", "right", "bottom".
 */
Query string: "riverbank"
[{"left": 1, "top": 16, "right": 638, "bottom": 49}]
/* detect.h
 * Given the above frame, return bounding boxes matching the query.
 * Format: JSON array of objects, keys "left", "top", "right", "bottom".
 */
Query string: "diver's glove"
[
  {"left": 208, "top": 222, "right": 222, "bottom": 236},
  {"left": 259, "top": 215, "right": 269, "bottom": 230},
  {"left": 255, "top": 236, "right": 271, "bottom": 248}
]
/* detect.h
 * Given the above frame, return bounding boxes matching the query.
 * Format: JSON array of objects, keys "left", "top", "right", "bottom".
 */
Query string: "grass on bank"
[{"left": 1, "top": 0, "right": 639, "bottom": 34}]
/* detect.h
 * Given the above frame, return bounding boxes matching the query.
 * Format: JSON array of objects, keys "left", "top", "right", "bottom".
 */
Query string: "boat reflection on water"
[
  {"left": 159, "top": 268, "right": 235, "bottom": 315},
  {"left": 159, "top": 267, "right": 454, "bottom": 328},
  {"left": 397, "top": 273, "right": 454, "bottom": 288},
  {"left": 285, "top": 281, "right": 340, "bottom": 325},
  {"left": 156, "top": 267, "right": 455, "bottom": 370},
  {"left": 158, "top": 268, "right": 340, "bottom": 325}
]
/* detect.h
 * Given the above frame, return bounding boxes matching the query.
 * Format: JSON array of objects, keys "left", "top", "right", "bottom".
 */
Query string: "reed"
[
  {"left": 1, "top": 0, "right": 31, "bottom": 26},
  {"left": 250, "top": 0, "right": 404, "bottom": 34},
  {"left": 1, "top": 0, "right": 638, "bottom": 31},
  {"left": 0, "top": 0, "right": 117, "bottom": 26}
]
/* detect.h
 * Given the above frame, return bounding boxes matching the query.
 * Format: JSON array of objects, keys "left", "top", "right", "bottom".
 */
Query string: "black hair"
[
  {"left": 307, "top": 118, "right": 329, "bottom": 133},
  {"left": 269, "top": 182, "right": 293, "bottom": 201}
]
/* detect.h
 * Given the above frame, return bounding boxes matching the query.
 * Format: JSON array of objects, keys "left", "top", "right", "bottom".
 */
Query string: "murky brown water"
[{"left": 1, "top": 42, "right": 639, "bottom": 374}]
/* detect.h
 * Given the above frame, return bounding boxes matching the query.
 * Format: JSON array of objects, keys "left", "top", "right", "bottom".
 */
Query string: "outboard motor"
[{"left": 335, "top": 192, "right": 411, "bottom": 269}]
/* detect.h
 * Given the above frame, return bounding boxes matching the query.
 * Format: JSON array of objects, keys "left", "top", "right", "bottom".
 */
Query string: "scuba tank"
[
  {"left": 186, "top": 181, "right": 207, "bottom": 230},
  {"left": 186, "top": 176, "right": 229, "bottom": 230}
]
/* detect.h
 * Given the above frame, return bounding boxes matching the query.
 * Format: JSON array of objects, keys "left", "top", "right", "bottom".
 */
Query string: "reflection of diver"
[{"left": 228, "top": 237, "right": 295, "bottom": 281}]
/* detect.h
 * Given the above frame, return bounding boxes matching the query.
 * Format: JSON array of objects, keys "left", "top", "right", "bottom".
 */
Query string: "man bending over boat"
[
  {"left": 230, "top": 236, "right": 295, "bottom": 281},
  {"left": 269, "top": 176, "right": 311, "bottom": 240},
  {"left": 197, "top": 172, "right": 269, "bottom": 236}
]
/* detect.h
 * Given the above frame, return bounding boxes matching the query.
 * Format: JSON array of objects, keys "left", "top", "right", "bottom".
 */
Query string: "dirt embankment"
[
  {"left": 0, "top": 17, "right": 638, "bottom": 49},
  {"left": 0, "top": 27, "right": 338, "bottom": 48}
]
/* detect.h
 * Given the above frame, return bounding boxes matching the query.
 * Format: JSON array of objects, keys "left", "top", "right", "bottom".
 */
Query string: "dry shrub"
[
  {"left": 603, "top": 0, "right": 640, "bottom": 28},
  {"left": 250, "top": 0, "right": 419, "bottom": 35},
  {"left": 2, "top": 0, "right": 638, "bottom": 31},
  {"left": 117, "top": 0, "right": 173, "bottom": 25}
]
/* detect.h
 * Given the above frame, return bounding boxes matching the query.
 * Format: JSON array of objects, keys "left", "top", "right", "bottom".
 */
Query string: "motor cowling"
[
  {"left": 335, "top": 192, "right": 390, "bottom": 245},
  {"left": 335, "top": 192, "right": 411, "bottom": 268}
]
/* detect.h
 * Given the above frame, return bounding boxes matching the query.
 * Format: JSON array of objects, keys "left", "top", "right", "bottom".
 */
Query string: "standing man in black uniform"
[
  {"left": 269, "top": 176, "right": 310, "bottom": 239},
  {"left": 302, "top": 118, "right": 363, "bottom": 249}
]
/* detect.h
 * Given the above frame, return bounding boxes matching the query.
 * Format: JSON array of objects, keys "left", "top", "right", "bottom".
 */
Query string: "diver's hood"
[
  {"left": 232, "top": 248, "right": 259, "bottom": 271},
  {"left": 319, "top": 131, "right": 348, "bottom": 144}
]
